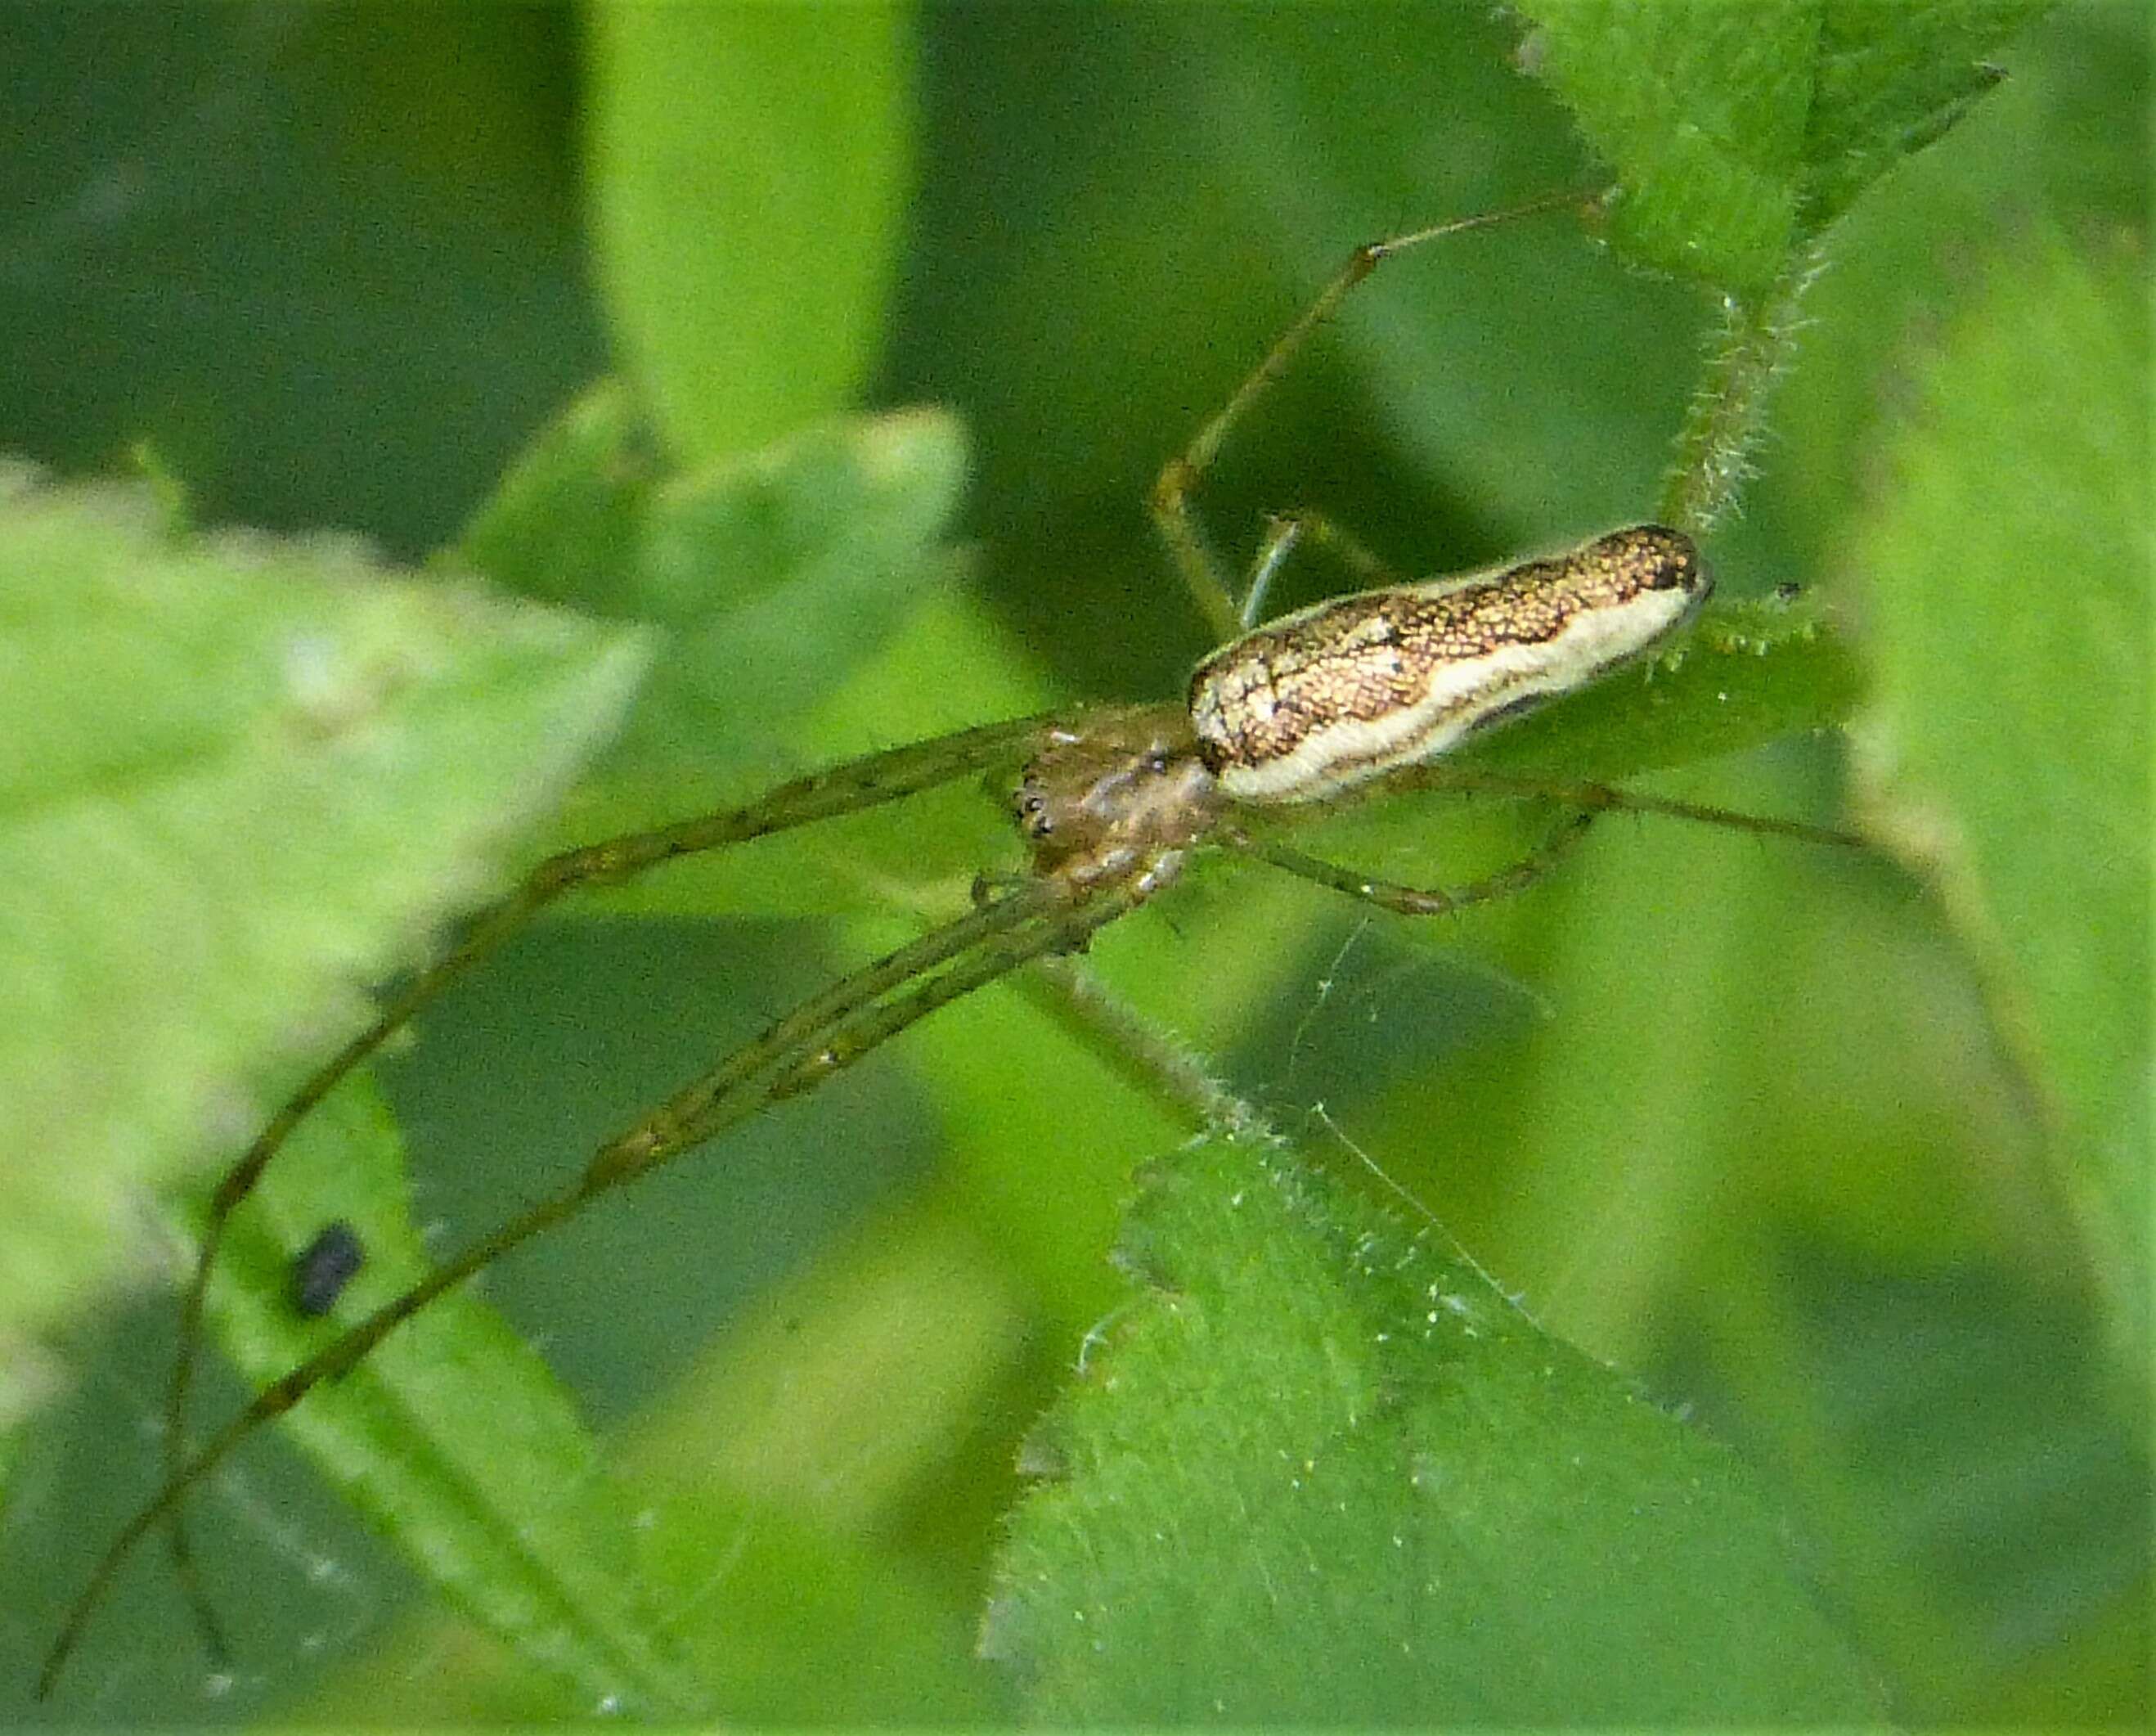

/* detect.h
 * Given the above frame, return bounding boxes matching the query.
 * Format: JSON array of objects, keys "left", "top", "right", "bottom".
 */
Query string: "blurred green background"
[{"left": 0, "top": 2, "right": 2145, "bottom": 1725}]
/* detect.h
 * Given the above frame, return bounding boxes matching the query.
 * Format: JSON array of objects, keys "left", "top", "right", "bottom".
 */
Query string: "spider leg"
[
  {"left": 586, "top": 876, "right": 1093, "bottom": 1179},
  {"left": 1241, "top": 509, "right": 1406, "bottom": 629},
  {"left": 157, "top": 707, "right": 1071, "bottom": 1671},
  {"left": 1228, "top": 808, "right": 1598, "bottom": 918},
  {"left": 46, "top": 865, "right": 1137, "bottom": 1699},
  {"left": 1231, "top": 757, "right": 1862, "bottom": 921},
  {"left": 1382, "top": 762, "right": 1864, "bottom": 851},
  {"left": 1148, "top": 187, "right": 1601, "bottom": 641}
]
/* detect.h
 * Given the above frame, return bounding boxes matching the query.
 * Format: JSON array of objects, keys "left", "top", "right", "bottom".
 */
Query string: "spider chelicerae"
[{"left": 43, "top": 187, "right": 1860, "bottom": 1695}]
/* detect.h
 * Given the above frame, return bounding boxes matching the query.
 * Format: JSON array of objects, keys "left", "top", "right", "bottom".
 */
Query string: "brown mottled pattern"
[{"left": 1188, "top": 524, "right": 1699, "bottom": 775}]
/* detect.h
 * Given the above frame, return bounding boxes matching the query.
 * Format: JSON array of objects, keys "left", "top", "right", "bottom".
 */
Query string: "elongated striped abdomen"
[{"left": 1187, "top": 524, "right": 1708, "bottom": 803}]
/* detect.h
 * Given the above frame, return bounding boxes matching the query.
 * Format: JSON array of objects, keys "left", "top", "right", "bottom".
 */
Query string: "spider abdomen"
[{"left": 1188, "top": 524, "right": 1708, "bottom": 803}]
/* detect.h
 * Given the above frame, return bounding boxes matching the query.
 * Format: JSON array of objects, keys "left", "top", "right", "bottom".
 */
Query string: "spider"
[{"left": 41, "top": 186, "right": 1860, "bottom": 1698}]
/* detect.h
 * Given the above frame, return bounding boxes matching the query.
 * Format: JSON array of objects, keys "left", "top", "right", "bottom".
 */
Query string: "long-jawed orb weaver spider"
[{"left": 41, "top": 186, "right": 1860, "bottom": 1697}]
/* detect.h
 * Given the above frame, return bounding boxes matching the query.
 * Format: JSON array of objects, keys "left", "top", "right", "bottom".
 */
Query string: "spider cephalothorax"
[{"left": 1013, "top": 705, "right": 1221, "bottom": 897}]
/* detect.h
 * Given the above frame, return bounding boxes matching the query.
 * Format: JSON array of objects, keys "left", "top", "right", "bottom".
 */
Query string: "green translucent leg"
[
  {"left": 1229, "top": 808, "right": 1598, "bottom": 917},
  {"left": 153, "top": 708, "right": 1071, "bottom": 1684},
  {"left": 1377, "top": 762, "right": 1865, "bottom": 852},
  {"left": 1239, "top": 508, "right": 1407, "bottom": 629},
  {"left": 1148, "top": 187, "right": 1603, "bottom": 643},
  {"left": 1233, "top": 761, "right": 1863, "bottom": 921},
  {"left": 46, "top": 864, "right": 1142, "bottom": 1699}
]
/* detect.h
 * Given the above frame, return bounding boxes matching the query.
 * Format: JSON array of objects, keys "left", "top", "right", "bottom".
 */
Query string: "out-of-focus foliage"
[
  {"left": 0, "top": 475, "right": 647, "bottom": 1364},
  {"left": 1849, "top": 234, "right": 2147, "bottom": 1361},
  {"left": 0, "top": 3, "right": 2142, "bottom": 1728}
]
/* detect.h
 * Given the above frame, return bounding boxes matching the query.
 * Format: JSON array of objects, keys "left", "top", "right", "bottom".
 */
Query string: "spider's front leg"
[
  {"left": 46, "top": 704, "right": 1220, "bottom": 1700},
  {"left": 150, "top": 708, "right": 1071, "bottom": 1681}
]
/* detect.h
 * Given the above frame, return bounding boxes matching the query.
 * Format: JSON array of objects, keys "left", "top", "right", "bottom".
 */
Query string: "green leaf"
[
  {"left": 1473, "top": 591, "right": 1860, "bottom": 783},
  {"left": 1848, "top": 232, "right": 2149, "bottom": 1361},
  {"left": 1731, "top": 1248, "right": 2152, "bottom": 1718},
  {"left": 1757, "top": 4, "right": 2147, "bottom": 584},
  {"left": 300, "top": 1203, "right": 1022, "bottom": 1722},
  {"left": 1515, "top": 0, "right": 2044, "bottom": 534},
  {"left": 457, "top": 396, "right": 989, "bottom": 917},
  {"left": 451, "top": 381, "right": 660, "bottom": 617},
  {"left": 584, "top": 2, "right": 917, "bottom": 461},
  {"left": 0, "top": 470, "right": 647, "bottom": 1365},
  {"left": 590, "top": 412, "right": 971, "bottom": 821},
  {"left": 1517, "top": 0, "right": 2046, "bottom": 293},
  {"left": 990, "top": 1127, "right": 1883, "bottom": 1723},
  {"left": 211, "top": 1075, "right": 700, "bottom": 1717}
]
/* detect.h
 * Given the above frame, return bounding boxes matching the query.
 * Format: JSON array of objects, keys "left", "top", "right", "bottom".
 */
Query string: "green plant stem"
[
  {"left": 1026, "top": 956, "right": 1269, "bottom": 1141},
  {"left": 1660, "top": 241, "right": 1826, "bottom": 535}
]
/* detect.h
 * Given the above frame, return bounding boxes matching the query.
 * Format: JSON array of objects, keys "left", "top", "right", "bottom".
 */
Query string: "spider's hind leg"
[
  {"left": 1230, "top": 755, "right": 1863, "bottom": 922},
  {"left": 1228, "top": 807, "right": 1597, "bottom": 919},
  {"left": 1390, "top": 763, "right": 1864, "bottom": 852}
]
